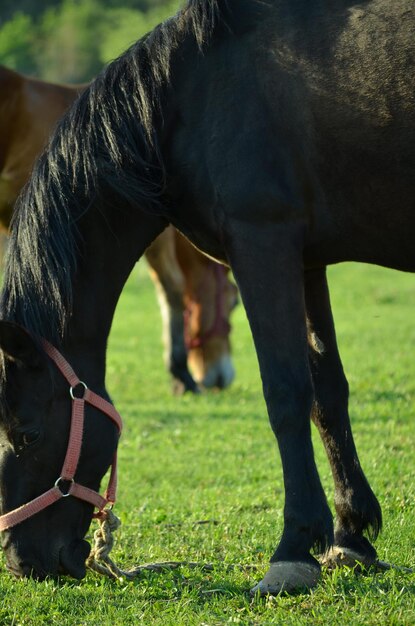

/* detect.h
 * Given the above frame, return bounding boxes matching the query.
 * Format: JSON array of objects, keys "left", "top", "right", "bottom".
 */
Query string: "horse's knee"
[{"left": 265, "top": 377, "right": 314, "bottom": 436}]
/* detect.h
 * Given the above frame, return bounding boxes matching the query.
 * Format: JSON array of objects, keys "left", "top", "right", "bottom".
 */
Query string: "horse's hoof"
[
  {"left": 171, "top": 379, "right": 201, "bottom": 395},
  {"left": 320, "top": 546, "right": 376, "bottom": 570},
  {"left": 250, "top": 561, "right": 321, "bottom": 596}
]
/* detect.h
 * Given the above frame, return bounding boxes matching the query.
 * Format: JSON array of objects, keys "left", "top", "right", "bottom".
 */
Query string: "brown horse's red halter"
[
  {"left": 0, "top": 339, "right": 122, "bottom": 532},
  {"left": 184, "top": 264, "right": 232, "bottom": 350}
]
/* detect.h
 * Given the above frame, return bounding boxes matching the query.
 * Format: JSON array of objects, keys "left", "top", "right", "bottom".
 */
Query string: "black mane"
[{"left": 0, "top": 0, "right": 231, "bottom": 344}]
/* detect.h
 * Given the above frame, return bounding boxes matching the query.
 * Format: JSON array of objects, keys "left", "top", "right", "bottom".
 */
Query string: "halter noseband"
[{"left": 0, "top": 339, "right": 122, "bottom": 532}]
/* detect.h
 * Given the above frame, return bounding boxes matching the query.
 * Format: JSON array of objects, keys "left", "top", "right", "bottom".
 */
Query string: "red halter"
[{"left": 0, "top": 339, "right": 122, "bottom": 532}]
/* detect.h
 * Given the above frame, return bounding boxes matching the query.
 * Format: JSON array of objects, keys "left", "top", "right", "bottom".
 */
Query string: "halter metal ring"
[
  {"left": 54, "top": 477, "right": 75, "bottom": 497},
  {"left": 69, "top": 381, "right": 88, "bottom": 400}
]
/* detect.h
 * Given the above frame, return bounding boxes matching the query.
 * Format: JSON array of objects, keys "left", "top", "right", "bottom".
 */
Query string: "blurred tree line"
[{"left": 0, "top": 0, "right": 181, "bottom": 82}]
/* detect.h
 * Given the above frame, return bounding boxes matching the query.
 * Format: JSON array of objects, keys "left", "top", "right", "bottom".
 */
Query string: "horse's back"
[
  {"left": 0, "top": 65, "right": 23, "bottom": 94},
  {"left": 21, "top": 76, "right": 84, "bottom": 131},
  {"left": 274, "top": 0, "right": 415, "bottom": 147},
  {"left": 0, "top": 66, "right": 26, "bottom": 226},
  {"left": 0, "top": 68, "right": 82, "bottom": 228}
]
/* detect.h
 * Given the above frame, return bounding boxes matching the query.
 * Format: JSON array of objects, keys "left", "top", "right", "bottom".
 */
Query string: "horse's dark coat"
[{"left": 0, "top": 0, "right": 413, "bottom": 587}]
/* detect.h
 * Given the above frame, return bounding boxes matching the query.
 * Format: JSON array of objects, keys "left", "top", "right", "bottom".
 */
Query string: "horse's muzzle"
[
  {"left": 58, "top": 539, "right": 90, "bottom": 579},
  {"left": 4, "top": 537, "right": 90, "bottom": 580}
]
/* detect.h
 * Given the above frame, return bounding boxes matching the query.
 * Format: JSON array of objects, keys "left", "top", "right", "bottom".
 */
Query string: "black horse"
[{"left": 0, "top": 0, "right": 414, "bottom": 593}]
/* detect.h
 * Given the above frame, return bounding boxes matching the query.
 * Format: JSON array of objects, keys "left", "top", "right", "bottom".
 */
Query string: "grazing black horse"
[{"left": 0, "top": 0, "right": 414, "bottom": 593}]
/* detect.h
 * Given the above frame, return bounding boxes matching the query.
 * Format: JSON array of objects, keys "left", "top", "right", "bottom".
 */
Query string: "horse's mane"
[{"left": 0, "top": 0, "right": 233, "bottom": 344}]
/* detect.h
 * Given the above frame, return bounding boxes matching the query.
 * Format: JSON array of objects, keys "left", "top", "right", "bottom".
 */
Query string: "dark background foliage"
[{"left": 0, "top": 0, "right": 181, "bottom": 82}]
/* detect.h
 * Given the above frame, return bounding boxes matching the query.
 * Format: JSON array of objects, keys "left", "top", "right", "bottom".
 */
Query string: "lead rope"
[
  {"left": 86, "top": 510, "right": 125, "bottom": 579},
  {"left": 86, "top": 510, "right": 263, "bottom": 580}
]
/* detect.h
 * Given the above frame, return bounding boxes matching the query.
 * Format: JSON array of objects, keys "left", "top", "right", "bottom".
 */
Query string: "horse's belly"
[{"left": 304, "top": 171, "right": 415, "bottom": 272}]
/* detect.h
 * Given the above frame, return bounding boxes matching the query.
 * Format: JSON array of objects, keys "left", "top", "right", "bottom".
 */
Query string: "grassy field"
[{"left": 0, "top": 261, "right": 414, "bottom": 625}]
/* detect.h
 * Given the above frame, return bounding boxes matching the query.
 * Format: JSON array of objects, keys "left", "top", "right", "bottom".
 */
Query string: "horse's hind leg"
[
  {"left": 305, "top": 267, "right": 382, "bottom": 568},
  {"left": 145, "top": 228, "right": 199, "bottom": 393},
  {"left": 225, "top": 221, "right": 332, "bottom": 595}
]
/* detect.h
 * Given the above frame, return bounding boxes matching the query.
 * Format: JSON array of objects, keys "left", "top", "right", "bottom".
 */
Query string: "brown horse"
[{"left": 0, "top": 64, "right": 237, "bottom": 392}]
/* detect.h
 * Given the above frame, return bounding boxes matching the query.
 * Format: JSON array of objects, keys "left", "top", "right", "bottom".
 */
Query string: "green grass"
[{"left": 1, "top": 261, "right": 414, "bottom": 625}]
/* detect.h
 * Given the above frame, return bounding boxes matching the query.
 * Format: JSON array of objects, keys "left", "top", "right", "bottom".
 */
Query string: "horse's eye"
[
  {"left": 14, "top": 429, "right": 41, "bottom": 454},
  {"left": 22, "top": 430, "right": 41, "bottom": 447}
]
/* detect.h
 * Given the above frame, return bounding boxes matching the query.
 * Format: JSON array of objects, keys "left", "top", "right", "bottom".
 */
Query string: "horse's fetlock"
[
  {"left": 334, "top": 484, "right": 382, "bottom": 541},
  {"left": 333, "top": 529, "right": 378, "bottom": 562},
  {"left": 312, "top": 514, "right": 334, "bottom": 554}
]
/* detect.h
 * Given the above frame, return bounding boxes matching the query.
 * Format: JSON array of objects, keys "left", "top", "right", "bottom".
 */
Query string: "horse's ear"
[{"left": 0, "top": 321, "right": 42, "bottom": 367}]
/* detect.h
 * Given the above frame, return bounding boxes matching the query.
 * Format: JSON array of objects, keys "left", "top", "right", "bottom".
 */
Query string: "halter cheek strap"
[
  {"left": 184, "top": 264, "right": 232, "bottom": 350},
  {"left": 0, "top": 339, "right": 122, "bottom": 532}
]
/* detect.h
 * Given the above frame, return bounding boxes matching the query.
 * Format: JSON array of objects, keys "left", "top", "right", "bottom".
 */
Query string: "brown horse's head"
[{"left": 183, "top": 261, "right": 238, "bottom": 389}]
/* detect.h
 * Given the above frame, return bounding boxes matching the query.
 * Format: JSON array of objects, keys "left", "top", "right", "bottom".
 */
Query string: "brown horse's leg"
[
  {"left": 145, "top": 228, "right": 199, "bottom": 393},
  {"left": 225, "top": 221, "right": 332, "bottom": 595},
  {"left": 304, "top": 267, "right": 381, "bottom": 568}
]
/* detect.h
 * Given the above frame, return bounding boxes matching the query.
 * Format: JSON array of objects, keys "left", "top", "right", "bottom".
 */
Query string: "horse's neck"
[{"left": 63, "top": 206, "right": 166, "bottom": 379}]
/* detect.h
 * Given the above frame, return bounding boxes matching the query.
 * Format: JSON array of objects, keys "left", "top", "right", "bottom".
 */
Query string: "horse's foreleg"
[
  {"left": 304, "top": 267, "right": 382, "bottom": 568},
  {"left": 225, "top": 221, "right": 332, "bottom": 595},
  {"left": 145, "top": 230, "right": 199, "bottom": 393}
]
